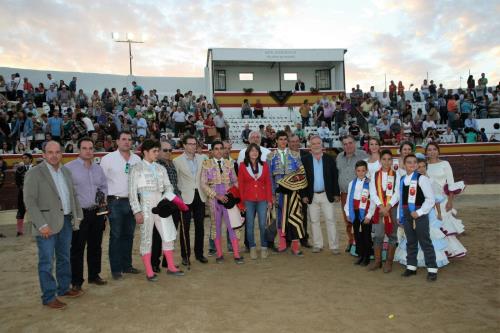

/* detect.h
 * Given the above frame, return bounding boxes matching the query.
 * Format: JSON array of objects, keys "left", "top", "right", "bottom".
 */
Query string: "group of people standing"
[
  {"left": 342, "top": 138, "right": 467, "bottom": 281},
  {"left": 22, "top": 129, "right": 466, "bottom": 309}
]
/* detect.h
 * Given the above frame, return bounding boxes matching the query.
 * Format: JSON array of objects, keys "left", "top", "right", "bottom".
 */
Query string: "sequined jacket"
[
  {"left": 128, "top": 160, "right": 175, "bottom": 215},
  {"left": 267, "top": 149, "right": 302, "bottom": 195},
  {"left": 200, "top": 158, "right": 237, "bottom": 200}
]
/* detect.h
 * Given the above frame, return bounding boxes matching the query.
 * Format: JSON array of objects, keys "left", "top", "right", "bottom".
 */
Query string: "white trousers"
[
  {"left": 140, "top": 192, "right": 176, "bottom": 256},
  {"left": 308, "top": 192, "right": 339, "bottom": 250}
]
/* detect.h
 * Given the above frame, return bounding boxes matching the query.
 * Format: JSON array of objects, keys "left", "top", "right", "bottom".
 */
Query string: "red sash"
[{"left": 372, "top": 169, "right": 395, "bottom": 235}]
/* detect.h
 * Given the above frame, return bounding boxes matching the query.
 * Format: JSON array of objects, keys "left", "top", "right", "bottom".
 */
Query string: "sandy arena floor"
[{"left": 0, "top": 185, "right": 498, "bottom": 333}]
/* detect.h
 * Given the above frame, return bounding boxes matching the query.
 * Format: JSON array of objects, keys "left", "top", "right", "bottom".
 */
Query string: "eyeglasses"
[
  {"left": 162, "top": 149, "right": 173, "bottom": 152},
  {"left": 125, "top": 162, "right": 130, "bottom": 174}
]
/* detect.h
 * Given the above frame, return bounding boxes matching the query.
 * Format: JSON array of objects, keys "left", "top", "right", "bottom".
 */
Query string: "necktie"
[
  {"left": 281, "top": 151, "right": 286, "bottom": 164},
  {"left": 217, "top": 160, "right": 223, "bottom": 174}
]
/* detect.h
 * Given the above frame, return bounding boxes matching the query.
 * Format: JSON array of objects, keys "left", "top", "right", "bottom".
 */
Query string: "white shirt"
[
  {"left": 369, "top": 170, "right": 400, "bottom": 208},
  {"left": 14, "top": 77, "right": 22, "bottom": 91},
  {"left": 172, "top": 111, "right": 186, "bottom": 123},
  {"left": 380, "top": 96, "right": 391, "bottom": 107},
  {"left": 214, "top": 115, "right": 226, "bottom": 128},
  {"left": 47, "top": 164, "right": 71, "bottom": 214},
  {"left": 46, "top": 78, "right": 56, "bottom": 89},
  {"left": 82, "top": 117, "right": 94, "bottom": 132},
  {"left": 317, "top": 126, "right": 330, "bottom": 139},
  {"left": 136, "top": 117, "right": 147, "bottom": 137},
  {"left": 195, "top": 120, "right": 204, "bottom": 131},
  {"left": 398, "top": 172, "right": 435, "bottom": 218},
  {"left": 365, "top": 159, "right": 381, "bottom": 179},
  {"left": 237, "top": 146, "right": 271, "bottom": 165},
  {"left": 441, "top": 133, "right": 456, "bottom": 143},
  {"left": 422, "top": 120, "right": 437, "bottom": 132},
  {"left": 343, "top": 177, "right": 376, "bottom": 219},
  {"left": 100, "top": 150, "right": 141, "bottom": 197}
]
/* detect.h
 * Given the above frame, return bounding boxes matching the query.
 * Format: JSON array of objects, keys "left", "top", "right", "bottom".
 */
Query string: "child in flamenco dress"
[{"left": 394, "top": 155, "right": 466, "bottom": 268}]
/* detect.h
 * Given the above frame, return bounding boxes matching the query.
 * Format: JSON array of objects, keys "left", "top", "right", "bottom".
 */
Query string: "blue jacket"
[{"left": 11, "top": 117, "right": 33, "bottom": 137}]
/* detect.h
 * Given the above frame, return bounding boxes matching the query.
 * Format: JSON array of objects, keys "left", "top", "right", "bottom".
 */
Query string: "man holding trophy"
[{"left": 66, "top": 137, "right": 109, "bottom": 291}]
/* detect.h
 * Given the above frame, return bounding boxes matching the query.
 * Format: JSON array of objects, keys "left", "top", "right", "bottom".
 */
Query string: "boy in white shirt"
[{"left": 344, "top": 160, "right": 375, "bottom": 266}]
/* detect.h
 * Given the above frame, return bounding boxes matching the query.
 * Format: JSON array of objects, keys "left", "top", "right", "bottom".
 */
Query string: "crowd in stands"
[
  {"left": 289, "top": 75, "right": 500, "bottom": 147},
  {"left": 0, "top": 73, "right": 224, "bottom": 155},
  {"left": 0, "top": 72, "right": 499, "bottom": 158}
]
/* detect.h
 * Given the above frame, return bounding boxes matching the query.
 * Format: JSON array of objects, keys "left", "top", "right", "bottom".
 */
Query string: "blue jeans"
[
  {"left": 108, "top": 199, "right": 136, "bottom": 274},
  {"left": 36, "top": 215, "right": 72, "bottom": 304},
  {"left": 244, "top": 200, "right": 268, "bottom": 248}
]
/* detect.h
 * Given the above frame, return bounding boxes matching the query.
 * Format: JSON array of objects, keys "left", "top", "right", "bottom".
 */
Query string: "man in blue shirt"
[
  {"left": 47, "top": 110, "right": 64, "bottom": 142},
  {"left": 301, "top": 135, "right": 341, "bottom": 255}
]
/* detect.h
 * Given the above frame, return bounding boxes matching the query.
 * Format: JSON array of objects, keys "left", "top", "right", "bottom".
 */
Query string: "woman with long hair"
[
  {"left": 365, "top": 137, "right": 381, "bottom": 179},
  {"left": 238, "top": 143, "right": 273, "bottom": 259},
  {"left": 425, "top": 142, "right": 466, "bottom": 258}
]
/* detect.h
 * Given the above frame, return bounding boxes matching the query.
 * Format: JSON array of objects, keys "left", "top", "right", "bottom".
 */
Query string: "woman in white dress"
[{"left": 425, "top": 142, "right": 466, "bottom": 258}]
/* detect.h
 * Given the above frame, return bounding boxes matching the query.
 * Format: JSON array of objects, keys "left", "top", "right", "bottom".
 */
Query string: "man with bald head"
[
  {"left": 24, "top": 141, "right": 84, "bottom": 309},
  {"left": 237, "top": 130, "right": 271, "bottom": 164}
]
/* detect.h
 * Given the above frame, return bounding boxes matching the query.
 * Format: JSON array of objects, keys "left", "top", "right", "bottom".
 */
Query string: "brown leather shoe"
[
  {"left": 62, "top": 287, "right": 85, "bottom": 298},
  {"left": 44, "top": 298, "right": 67, "bottom": 310}
]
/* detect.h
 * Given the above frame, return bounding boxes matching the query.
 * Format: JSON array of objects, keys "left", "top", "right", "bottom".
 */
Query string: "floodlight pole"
[{"left": 113, "top": 37, "right": 144, "bottom": 76}]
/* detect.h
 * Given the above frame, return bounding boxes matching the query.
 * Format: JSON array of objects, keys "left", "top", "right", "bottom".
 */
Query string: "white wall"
[
  {"left": 0, "top": 67, "right": 206, "bottom": 97},
  {"left": 211, "top": 48, "right": 346, "bottom": 62},
  {"left": 334, "top": 62, "right": 345, "bottom": 90},
  {"left": 214, "top": 64, "right": 339, "bottom": 91}
]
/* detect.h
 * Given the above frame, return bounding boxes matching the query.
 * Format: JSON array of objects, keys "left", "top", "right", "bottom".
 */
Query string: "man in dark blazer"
[
  {"left": 301, "top": 135, "right": 341, "bottom": 254},
  {"left": 295, "top": 79, "right": 305, "bottom": 91},
  {"left": 24, "top": 141, "right": 84, "bottom": 309}
]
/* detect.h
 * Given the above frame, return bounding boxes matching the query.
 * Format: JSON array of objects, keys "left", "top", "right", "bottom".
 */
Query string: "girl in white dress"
[
  {"left": 425, "top": 142, "right": 466, "bottom": 258},
  {"left": 365, "top": 137, "right": 381, "bottom": 179},
  {"left": 394, "top": 156, "right": 451, "bottom": 267}
]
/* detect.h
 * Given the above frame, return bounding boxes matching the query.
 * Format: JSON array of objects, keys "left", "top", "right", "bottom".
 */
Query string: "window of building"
[
  {"left": 239, "top": 73, "right": 254, "bottom": 81},
  {"left": 315, "top": 69, "right": 331, "bottom": 90},
  {"left": 283, "top": 73, "right": 297, "bottom": 81},
  {"left": 214, "top": 70, "right": 226, "bottom": 91}
]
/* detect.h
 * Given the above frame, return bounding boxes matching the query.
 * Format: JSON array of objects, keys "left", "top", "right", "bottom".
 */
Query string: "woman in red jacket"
[{"left": 238, "top": 143, "right": 273, "bottom": 260}]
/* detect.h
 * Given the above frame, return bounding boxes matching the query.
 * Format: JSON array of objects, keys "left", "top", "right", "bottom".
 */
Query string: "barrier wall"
[{"left": 1, "top": 143, "right": 499, "bottom": 210}]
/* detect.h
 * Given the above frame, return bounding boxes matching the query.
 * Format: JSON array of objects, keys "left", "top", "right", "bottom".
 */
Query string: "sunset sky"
[{"left": 1, "top": 0, "right": 498, "bottom": 91}]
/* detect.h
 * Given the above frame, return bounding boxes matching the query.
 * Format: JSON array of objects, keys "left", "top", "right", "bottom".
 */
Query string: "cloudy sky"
[{"left": 1, "top": 0, "right": 498, "bottom": 91}]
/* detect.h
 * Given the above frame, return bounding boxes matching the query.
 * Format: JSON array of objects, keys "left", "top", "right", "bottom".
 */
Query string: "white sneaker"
[
  {"left": 331, "top": 249, "right": 341, "bottom": 255},
  {"left": 312, "top": 247, "right": 322, "bottom": 253},
  {"left": 261, "top": 248, "right": 268, "bottom": 259},
  {"left": 250, "top": 247, "right": 257, "bottom": 260}
]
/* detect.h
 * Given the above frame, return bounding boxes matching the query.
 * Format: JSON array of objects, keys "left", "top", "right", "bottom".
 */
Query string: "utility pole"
[{"left": 112, "top": 32, "right": 144, "bottom": 76}]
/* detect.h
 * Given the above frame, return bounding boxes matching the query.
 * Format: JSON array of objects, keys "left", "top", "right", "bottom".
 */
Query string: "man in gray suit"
[
  {"left": 173, "top": 134, "right": 208, "bottom": 266},
  {"left": 24, "top": 141, "right": 84, "bottom": 310}
]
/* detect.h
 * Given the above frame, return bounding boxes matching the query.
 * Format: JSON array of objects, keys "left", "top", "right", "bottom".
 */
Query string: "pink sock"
[
  {"left": 291, "top": 240, "right": 300, "bottom": 254},
  {"left": 163, "top": 250, "right": 179, "bottom": 272},
  {"left": 141, "top": 253, "right": 154, "bottom": 277},
  {"left": 231, "top": 239, "right": 240, "bottom": 259},
  {"left": 16, "top": 219, "right": 24, "bottom": 234},
  {"left": 278, "top": 230, "right": 287, "bottom": 251},
  {"left": 215, "top": 238, "right": 223, "bottom": 257}
]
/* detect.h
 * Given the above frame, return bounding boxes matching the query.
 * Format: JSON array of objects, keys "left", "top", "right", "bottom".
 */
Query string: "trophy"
[{"left": 95, "top": 188, "right": 109, "bottom": 216}]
